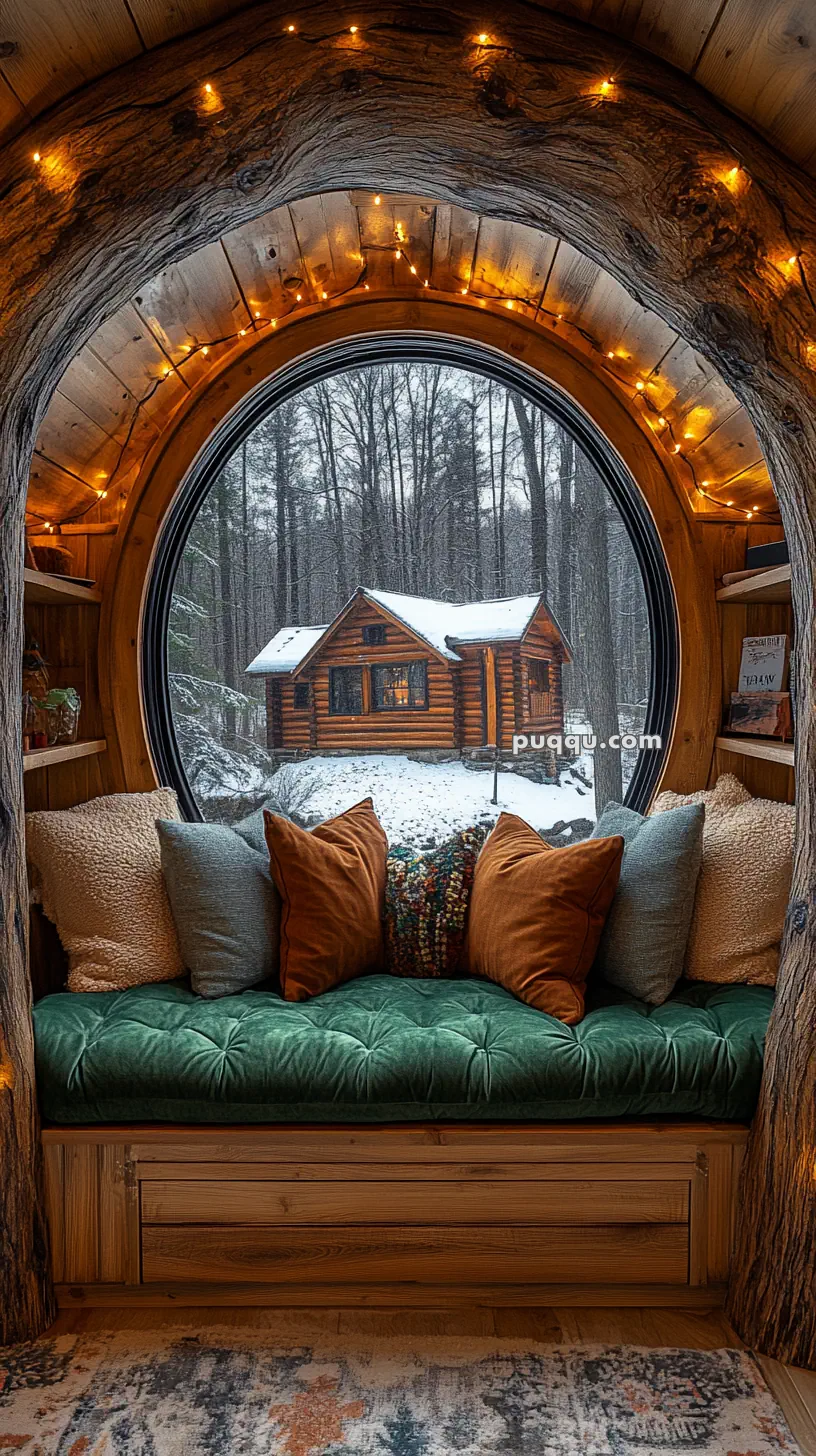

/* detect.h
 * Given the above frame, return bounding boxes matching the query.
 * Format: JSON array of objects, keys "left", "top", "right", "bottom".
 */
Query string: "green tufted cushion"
[{"left": 33, "top": 975, "right": 772, "bottom": 1125}]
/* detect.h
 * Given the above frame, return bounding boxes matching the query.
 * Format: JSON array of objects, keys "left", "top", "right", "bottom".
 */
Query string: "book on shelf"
[
  {"left": 737, "top": 634, "right": 789, "bottom": 694},
  {"left": 728, "top": 692, "right": 792, "bottom": 740}
]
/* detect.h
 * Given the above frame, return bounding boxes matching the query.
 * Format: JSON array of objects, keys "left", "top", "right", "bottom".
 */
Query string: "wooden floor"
[{"left": 49, "top": 1305, "right": 816, "bottom": 1453}]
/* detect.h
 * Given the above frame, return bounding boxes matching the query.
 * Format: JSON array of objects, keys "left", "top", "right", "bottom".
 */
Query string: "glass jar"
[{"left": 43, "top": 687, "right": 81, "bottom": 744}]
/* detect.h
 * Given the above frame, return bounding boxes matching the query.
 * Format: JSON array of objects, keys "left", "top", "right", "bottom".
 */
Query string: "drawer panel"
[
  {"left": 140, "top": 1178, "right": 689, "bottom": 1226},
  {"left": 141, "top": 1223, "right": 689, "bottom": 1285}
]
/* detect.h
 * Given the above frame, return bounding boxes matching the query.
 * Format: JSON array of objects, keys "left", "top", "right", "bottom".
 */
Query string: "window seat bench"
[{"left": 34, "top": 975, "right": 771, "bottom": 1309}]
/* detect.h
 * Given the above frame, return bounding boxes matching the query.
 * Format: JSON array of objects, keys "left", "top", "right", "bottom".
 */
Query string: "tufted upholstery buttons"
[{"left": 32, "top": 974, "right": 774, "bottom": 1126}]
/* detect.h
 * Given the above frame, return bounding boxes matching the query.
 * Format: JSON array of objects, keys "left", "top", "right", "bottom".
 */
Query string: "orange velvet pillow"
[
  {"left": 468, "top": 813, "right": 624, "bottom": 1024},
  {"left": 264, "top": 797, "right": 388, "bottom": 1001}
]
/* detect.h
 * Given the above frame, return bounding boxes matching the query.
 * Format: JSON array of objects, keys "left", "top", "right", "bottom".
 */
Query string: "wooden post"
[{"left": 0, "top": 0, "right": 814, "bottom": 1361}]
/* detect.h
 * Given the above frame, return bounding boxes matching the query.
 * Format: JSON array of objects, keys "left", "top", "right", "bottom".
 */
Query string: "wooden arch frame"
[
  {"left": 103, "top": 297, "right": 715, "bottom": 804},
  {"left": 1, "top": 0, "right": 814, "bottom": 1361}
]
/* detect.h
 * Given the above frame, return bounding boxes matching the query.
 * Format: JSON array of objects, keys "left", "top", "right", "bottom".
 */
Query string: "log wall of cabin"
[{"left": 293, "top": 600, "right": 457, "bottom": 751}]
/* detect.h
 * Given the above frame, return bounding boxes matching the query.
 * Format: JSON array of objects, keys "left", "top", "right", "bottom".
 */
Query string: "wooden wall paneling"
[
  {"left": 63, "top": 1143, "right": 100, "bottom": 1283},
  {"left": 575, "top": 275, "right": 678, "bottom": 380},
  {"left": 125, "top": 0, "right": 235, "bottom": 46},
  {"left": 27, "top": 456, "right": 100, "bottom": 525},
  {"left": 391, "top": 202, "right": 436, "bottom": 289},
  {"left": 36, "top": 390, "right": 122, "bottom": 485},
  {"left": 222, "top": 206, "right": 307, "bottom": 322},
  {"left": 42, "top": 1142, "right": 65, "bottom": 1283},
  {"left": 538, "top": 240, "right": 605, "bottom": 358},
  {"left": 356, "top": 195, "right": 401, "bottom": 289},
  {"left": 288, "top": 192, "right": 363, "bottom": 299},
  {"left": 428, "top": 203, "right": 481, "bottom": 293},
  {"left": 685, "top": 405, "right": 766, "bottom": 496},
  {"left": 0, "top": 73, "right": 28, "bottom": 142},
  {"left": 98, "top": 1144, "right": 137, "bottom": 1283},
  {"left": 133, "top": 241, "right": 250, "bottom": 380},
  {"left": 549, "top": 0, "right": 719, "bottom": 73},
  {"left": 470, "top": 216, "right": 557, "bottom": 317},
  {"left": 85, "top": 303, "right": 191, "bottom": 426},
  {"left": 693, "top": 0, "right": 816, "bottom": 174},
  {"left": 0, "top": 0, "right": 141, "bottom": 118}
]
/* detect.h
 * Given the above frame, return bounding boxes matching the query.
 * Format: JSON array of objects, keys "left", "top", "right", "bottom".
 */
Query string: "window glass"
[
  {"left": 372, "top": 661, "right": 428, "bottom": 710},
  {"left": 330, "top": 666, "right": 363, "bottom": 716},
  {"left": 165, "top": 361, "right": 661, "bottom": 843}
]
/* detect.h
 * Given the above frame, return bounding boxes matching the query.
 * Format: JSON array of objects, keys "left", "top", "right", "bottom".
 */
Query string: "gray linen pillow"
[
  {"left": 590, "top": 800, "right": 704, "bottom": 1004},
  {"left": 232, "top": 803, "right": 269, "bottom": 856},
  {"left": 158, "top": 820, "right": 280, "bottom": 999}
]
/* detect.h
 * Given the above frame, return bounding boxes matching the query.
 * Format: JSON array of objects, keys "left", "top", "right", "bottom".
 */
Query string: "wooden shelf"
[
  {"left": 23, "top": 739, "right": 107, "bottom": 772},
  {"left": 715, "top": 734, "right": 794, "bottom": 767},
  {"left": 716, "top": 564, "right": 791, "bottom": 604},
  {"left": 24, "top": 568, "right": 101, "bottom": 606}
]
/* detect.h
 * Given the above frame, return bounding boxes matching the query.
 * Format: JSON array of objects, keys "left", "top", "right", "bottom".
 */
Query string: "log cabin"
[
  {"left": 246, "top": 587, "right": 571, "bottom": 754},
  {"left": 1, "top": 0, "right": 815, "bottom": 1438}
]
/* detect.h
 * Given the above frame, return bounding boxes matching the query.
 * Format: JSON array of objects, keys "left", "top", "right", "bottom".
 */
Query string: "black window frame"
[
  {"left": 143, "top": 335, "right": 677, "bottom": 821},
  {"left": 362, "top": 623, "right": 387, "bottom": 646},
  {"left": 329, "top": 665, "right": 364, "bottom": 717},
  {"left": 371, "top": 659, "right": 429, "bottom": 711}
]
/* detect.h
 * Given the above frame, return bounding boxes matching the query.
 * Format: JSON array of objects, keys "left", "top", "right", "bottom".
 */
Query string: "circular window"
[{"left": 144, "top": 337, "right": 677, "bottom": 842}]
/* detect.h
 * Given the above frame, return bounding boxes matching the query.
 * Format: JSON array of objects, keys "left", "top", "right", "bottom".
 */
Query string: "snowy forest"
[{"left": 169, "top": 362, "right": 652, "bottom": 841}]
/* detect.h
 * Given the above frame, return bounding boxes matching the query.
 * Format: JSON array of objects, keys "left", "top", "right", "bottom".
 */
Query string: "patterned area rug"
[{"left": 0, "top": 1331, "right": 801, "bottom": 1454}]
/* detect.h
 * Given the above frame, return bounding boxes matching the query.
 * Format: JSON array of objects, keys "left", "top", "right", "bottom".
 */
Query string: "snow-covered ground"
[{"left": 278, "top": 753, "right": 596, "bottom": 846}]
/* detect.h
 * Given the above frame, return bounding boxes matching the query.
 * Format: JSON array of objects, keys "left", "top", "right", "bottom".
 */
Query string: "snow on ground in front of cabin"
[{"left": 280, "top": 753, "right": 597, "bottom": 847}]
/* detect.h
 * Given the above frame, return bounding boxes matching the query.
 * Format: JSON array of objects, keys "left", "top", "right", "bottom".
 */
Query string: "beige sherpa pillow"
[
  {"left": 26, "top": 789, "right": 184, "bottom": 993},
  {"left": 652, "top": 773, "right": 794, "bottom": 985}
]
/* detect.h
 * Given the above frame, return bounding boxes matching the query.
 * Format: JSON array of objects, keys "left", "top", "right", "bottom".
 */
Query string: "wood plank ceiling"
[{"left": 25, "top": 189, "right": 777, "bottom": 532}]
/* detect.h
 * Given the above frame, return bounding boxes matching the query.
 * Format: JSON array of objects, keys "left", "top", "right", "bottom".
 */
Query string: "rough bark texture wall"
[{"left": 0, "top": 0, "right": 814, "bottom": 1358}]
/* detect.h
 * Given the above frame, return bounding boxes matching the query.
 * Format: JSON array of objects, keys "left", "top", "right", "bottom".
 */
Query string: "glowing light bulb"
[
  {"left": 322, "top": 290, "right": 328, "bottom": 299},
  {"left": 461, "top": 286, "right": 468, "bottom": 295},
  {"left": 239, "top": 328, "right": 247, "bottom": 336},
  {"left": 254, "top": 310, "right": 260, "bottom": 318},
  {"left": 364, "top": 283, "right": 370, "bottom": 290},
  {"left": 789, "top": 254, "right": 798, "bottom": 265},
  {"left": 201, "top": 346, "right": 209, "bottom": 356},
  {"left": 409, "top": 265, "right": 417, "bottom": 275},
  {"left": 33, "top": 151, "right": 41, "bottom": 163},
  {"left": 296, "top": 293, "right": 302, "bottom": 302},
  {"left": 658, "top": 416, "right": 666, "bottom": 426},
  {"left": 349, "top": 24, "right": 358, "bottom": 33},
  {"left": 635, "top": 380, "right": 645, "bottom": 391},
  {"left": 204, "top": 82, "right": 212, "bottom": 92},
  {"left": 726, "top": 500, "right": 734, "bottom": 507},
  {"left": 374, "top": 194, "right": 381, "bottom": 205},
  {"left": 423, "top": 279, "right": 429, "bottom": 287},
  {"left": 506, "top": 300, "right": 513, "bottom": 309},
  {"left": 702, "top": 480, "right": 711, "bottom": 487},
  {"left": 600, "top": 77, "right": 614, "bottom": 93},
  {"left": 162, "top": 364, "right": 171, "bottom": 376},
  {"left": 607, "top": 351, "right": 614, "bottom": 359},
  {"left": 98, "top": 489, "right": 107, "bottom": 499},
  {"left": 556, "top": 313, "right": 563, "bottom": 320},
  {"left": 183, "top": 343, "right": 192, "bottom": 352},
  {"left": 286, "top": 23, "right": 295, "bottom": 30},
  {"left": 683, "top": 431, "right": 693, "bottom": 438},
  {"left": 395, "top": 249, "right": 401, "bottom": 259},
  {"left": 478, "top": 32, "right": 488, "bottom": 43},
  {"left": 673, "top": 444, "right": 682, "bottom": 454}
]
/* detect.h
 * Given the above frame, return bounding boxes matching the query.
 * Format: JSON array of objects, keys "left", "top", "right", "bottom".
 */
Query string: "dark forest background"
[{"left": 169, "top": 363, "right": 651, "bottom": 814}]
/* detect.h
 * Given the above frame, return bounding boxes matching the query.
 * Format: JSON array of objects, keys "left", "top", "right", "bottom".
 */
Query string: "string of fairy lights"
[{"left": 26, "top": 51, "right": 795, "bottom": 533}]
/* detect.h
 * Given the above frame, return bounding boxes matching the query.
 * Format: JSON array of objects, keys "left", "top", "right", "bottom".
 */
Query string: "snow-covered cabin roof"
[
  {"left": 245, "top": 624, "right": 327, "bottom": 674},
  {"left": 365, "top": 588, "right": 566, "bottom": 660},
  {"left": 247, "top": 589, "right": 571, "bottom": 675}
]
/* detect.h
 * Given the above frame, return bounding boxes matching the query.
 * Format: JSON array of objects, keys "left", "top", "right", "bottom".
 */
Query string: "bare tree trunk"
[
  {"left": 559, "top": 433, "right": 574, "bottom": 638},
  {"left": 274, "top": 417, "right": 288, "bottom": 629},
  {"left": 240, "top": 442, "right": 251, "bottom": 736},
  {"left": 512, "top": 394, "right": 547, "bottom": 596},
  {"left": 215, "top": 472, "right": 237, "bottom": 742},
  {"left": 575, "top": 461, "right": 623, "bottom": 811},
  {"left": 0, "top": 491, "right": 55, "bottom": 1343}
]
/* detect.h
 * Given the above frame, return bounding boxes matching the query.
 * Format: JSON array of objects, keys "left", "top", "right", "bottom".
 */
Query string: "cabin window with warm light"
[
  {"left": 329, "top": 666, "right": 364, "bottom": 716},
  {"left": 371, "top": 661, "right": 428, "bottom": 710}
]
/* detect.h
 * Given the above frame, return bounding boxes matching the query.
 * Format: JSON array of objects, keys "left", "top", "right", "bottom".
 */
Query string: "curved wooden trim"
[{"left": 100, "top": 296, "right": 719, "bottom": 802}]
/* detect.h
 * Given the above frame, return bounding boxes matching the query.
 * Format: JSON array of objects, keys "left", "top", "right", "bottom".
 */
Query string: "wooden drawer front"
[
  {"left": 141, "top": 1224, "right": 689, "bottom": 1285},
  {"left": 140, "top": 1178, "right": 689, "bottom": 1227}
]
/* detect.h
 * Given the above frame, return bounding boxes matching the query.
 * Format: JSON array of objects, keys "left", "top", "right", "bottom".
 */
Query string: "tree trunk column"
[{"left": 0, "top": 516, "right": 55, "bottom": 1344}]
